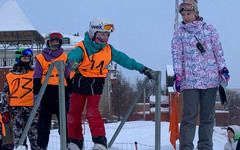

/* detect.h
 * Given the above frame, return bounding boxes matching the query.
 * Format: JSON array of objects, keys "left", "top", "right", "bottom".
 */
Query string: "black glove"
[
  {"left": 66, "top": 77, "right": 72, "bottom": 94},
  {"left": 139, "top": 66, "right": 157, "bottom": 80}
]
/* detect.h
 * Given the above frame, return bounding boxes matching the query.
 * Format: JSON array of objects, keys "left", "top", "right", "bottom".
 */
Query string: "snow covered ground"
[{"left": 41, "top": 121, "right": 228, "bottom": 150}]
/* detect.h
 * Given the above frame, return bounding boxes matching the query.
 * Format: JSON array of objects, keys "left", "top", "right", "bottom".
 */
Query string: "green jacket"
[{"left": 68, "top": 32, "right": 144, "bottom": 72}]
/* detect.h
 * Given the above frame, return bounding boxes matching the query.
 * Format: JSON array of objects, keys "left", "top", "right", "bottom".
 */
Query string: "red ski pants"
[{"left": 67, "top": 93, "right": 106, "bottom": 140}]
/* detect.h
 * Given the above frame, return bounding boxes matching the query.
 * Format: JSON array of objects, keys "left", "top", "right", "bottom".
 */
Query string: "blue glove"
[
  {"left": 139, "top": 66, "right": 157, "bottom": 80},
  {"left": 174, "top": 74, "right": 181, "bottom": 93},
  {"left": 66, "top": 59, "right": 79, "bottom": 71},
  {"left": 221, "top": 67, "right": 230, "bottom": 85}
]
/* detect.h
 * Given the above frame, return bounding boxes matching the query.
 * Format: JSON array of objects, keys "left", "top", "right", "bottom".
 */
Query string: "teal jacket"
[{"left": 68, "top": 32, "right": 144, "bottom": 73}]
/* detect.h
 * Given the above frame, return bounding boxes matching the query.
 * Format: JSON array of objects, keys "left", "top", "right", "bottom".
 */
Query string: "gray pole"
[
  {"left": 155, "top": 71, "right": 161, "bottom": 150},
  {"left": 174, "top": 0, "right": 179, "bottom": 31},
  {"left": 55, "top": 60, "right": 67, "bottom": 150},
  {"left": 143, "top": 88, "right": 146, "bottom": 120}
]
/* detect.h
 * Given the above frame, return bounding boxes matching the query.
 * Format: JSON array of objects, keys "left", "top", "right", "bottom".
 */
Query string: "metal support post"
[
  {"left": 17, "top": 60, "right": 55, "bottom": 148},
  {"left": 55, "top": 60, "right": 67, "bottom": 150},
  {"left": 155, "top": 71, "right": 161, "bottom": 150}
]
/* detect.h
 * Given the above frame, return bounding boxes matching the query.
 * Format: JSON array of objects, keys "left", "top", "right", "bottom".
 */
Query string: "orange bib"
[
  {"left": 6, "top": 70, "right": 34, "bottom": 106},
  {"left": 75, "top": 41, "right": 112, "bottom": 77},
  {"left": 36, "top": 53, "right": 67, "bottom": 86}
]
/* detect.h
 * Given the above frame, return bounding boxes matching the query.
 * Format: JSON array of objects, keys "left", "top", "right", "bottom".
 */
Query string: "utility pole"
[{"left": 174, "top": 0, "right": 179, "bottom": 31}]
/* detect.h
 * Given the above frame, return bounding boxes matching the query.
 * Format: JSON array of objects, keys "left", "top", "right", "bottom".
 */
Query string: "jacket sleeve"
[
  {"left": 110, "top": 45, "right": 144, "bottom": 71},
  {"left": 171, "top": 31, "right": 183, "bottom": 76},
  {"left": 210, "top": 25, "right": 226, "bottom": 71},
  {"left": 67, "top": 46, "right": 84, "bottom": 64},
  {"left": 1, "top": 80, "right": 10, "bottom": 113}
]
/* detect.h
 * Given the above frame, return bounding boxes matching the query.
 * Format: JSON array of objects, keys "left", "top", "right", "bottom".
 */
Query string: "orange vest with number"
[
  {"left": 36, "top": 53, "right": 67, "bottom": 86},
  {"left": 75, "top": 41, "right": 112, "bottom": 77},
  {"left": 0, "top": 114, "right": 6, "bottom": 136},
  {"left": 6, "top": 70, "right": 34, "bottom": 106}
]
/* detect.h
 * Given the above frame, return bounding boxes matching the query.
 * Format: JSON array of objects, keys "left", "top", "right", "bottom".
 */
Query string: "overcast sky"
[{"left": 0, "top": 0, "right": 239, "bottom": 89}]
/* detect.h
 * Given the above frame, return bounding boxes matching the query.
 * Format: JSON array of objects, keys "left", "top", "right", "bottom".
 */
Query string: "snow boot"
[
  {"left": 92, "top": 136, "right": 107, "bottom": 150},
  {"left": 92, "top": 143, "right": 107, "bottom": 150},
  {"left": 68, "top": 138, "right": 84, "bottom": 150}
]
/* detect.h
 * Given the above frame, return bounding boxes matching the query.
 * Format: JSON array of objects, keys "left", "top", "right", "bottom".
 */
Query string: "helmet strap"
[{"left": 91, "top": 32, "right": 97, "bottom": 42}]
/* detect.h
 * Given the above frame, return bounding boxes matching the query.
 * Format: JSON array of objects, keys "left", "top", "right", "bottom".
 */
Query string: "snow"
[
  {"left": 166, "top": 65, "right": 174, "bottom": 77},
  {"left": 0, "top": 0, "right": 35, "bottom": 31},
  {"left": 36, "top": 121, "right": 228, "bottom": 150}
]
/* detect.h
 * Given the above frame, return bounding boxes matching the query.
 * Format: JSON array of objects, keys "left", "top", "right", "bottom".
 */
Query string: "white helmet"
[{"left": 89, "top": 18, "right": 114, "bottom": 41}]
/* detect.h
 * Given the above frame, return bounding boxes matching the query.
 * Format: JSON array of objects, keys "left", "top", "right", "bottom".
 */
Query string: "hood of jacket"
[
  {"left": 179, "top": 20, "right": 207, "bottom": 35},
  {"left": 42, "top": 47, "right": 64, "bottom": 61}
]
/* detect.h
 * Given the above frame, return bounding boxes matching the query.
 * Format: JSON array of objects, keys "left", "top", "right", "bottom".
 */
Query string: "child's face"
[
  {"left": 227, "top": 130, "right": 234, "bottom": 139},
  {"left": 20, "top": 56, "right": 31, "bottom": 62},
  {"left": 180, "top": 10, "right": 197, "bottom": 24},
  {"left": 94, "top": 32, "right": 110, "bottom": 44},
  {"left": 49, "top": 40, "right": 60, "bottom": 46}
]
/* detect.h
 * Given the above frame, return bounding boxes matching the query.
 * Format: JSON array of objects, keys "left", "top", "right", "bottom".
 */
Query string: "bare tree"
[
  {"left": 111, "top": 71, "right": 135, "bottom": 121},
  {"left": 224, "top": 90, "right": 240, "bottom": 125}
]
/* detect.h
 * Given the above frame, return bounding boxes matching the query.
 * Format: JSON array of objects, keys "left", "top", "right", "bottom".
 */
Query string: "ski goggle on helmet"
[
  {"left": 89, "top": 18, "right": 114, "bottom": 40},
  {"left": 15, "top": 48, "right": 33, "bottom": 64},
  {"left": 45, "top": 32, "right": 63, "bottom": 41},
  {"left": 178, "top": 3, "right": 198, "bottom": 14}
]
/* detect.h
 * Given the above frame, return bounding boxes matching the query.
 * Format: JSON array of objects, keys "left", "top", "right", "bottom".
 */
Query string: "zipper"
[
  {"left": 78, "top": 75, "right": 83, "bottom": 88},
  {"left": 90, "top": 78, "right": 95, "bottom": 95}
]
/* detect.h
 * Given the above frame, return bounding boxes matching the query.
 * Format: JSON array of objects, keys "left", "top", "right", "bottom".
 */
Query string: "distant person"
[
  {"left": 1, "top": 48, "right": 38, "bottom": 149},
  {"left": 66, "top": 18, "right": 157, "bottom": 150},
  {"left": 224, "top": 125, "right": 240, "bottom": 150},
  {"left": 33, "top": 31, "right": 71, "bottom": 150},
  {"left": 171, "top": 0, "right": 230, "bottom": 150}
]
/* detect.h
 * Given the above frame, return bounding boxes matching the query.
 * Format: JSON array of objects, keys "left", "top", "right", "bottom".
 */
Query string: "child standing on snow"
[
  {"left": 1, "top": 48, "right": 38, "bottom": 149},
  {"left": 33, "top": 31, "right": 71, "bottom": 150},
  {"left": 66, "top": 18, "right": 157, "bottom": 150},
  {"left": 171, "top": 0, "right": 230, "bottom": 150},
  {"left": 224, "top": 125, "right": 240, "bottom": 150}
]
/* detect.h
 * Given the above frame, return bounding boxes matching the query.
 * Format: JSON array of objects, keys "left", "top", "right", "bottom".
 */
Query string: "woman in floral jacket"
[{"left": 171, "top": 0, "right": 230, "bottom": 150}]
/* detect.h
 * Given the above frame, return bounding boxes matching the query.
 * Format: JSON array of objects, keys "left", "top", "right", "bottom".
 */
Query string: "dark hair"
[{"left": 12, "top": 64, "right": 33, "bottom": 72}]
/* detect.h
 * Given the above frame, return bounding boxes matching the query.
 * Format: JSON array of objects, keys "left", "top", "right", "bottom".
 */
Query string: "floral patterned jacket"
[{"left": 171, "top": 21, "right": 226, "bottom": 90}]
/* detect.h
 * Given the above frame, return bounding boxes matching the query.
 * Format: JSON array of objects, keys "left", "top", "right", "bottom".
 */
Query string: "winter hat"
[
  {"left": 179, "top": 0, "right": 199, "bottom": 16},
  {"left": 227, "top": 127, "right": 235, "bottom": 134}
]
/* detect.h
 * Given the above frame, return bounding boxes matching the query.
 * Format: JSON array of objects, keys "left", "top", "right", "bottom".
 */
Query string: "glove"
[
  {"left": 66, "top": 77, "right": 73, "bottom": 94},
  {"left": 34, "top": 95, "right": 41, "bottom": 111},
  {"left": 220, "top": 67, "right": 230, "bottom": 85},
  {"left": 2, "top": 112, "right": 11, "bottom": 124},
  {"left": 139, "top": 66, "right": 157, "bottom": 80},
  {"left": 174, "top": 73, "right": 181, "bottom": 93},
  {"left": 66, "top": 59, "right": 79, "bottom": 71}
]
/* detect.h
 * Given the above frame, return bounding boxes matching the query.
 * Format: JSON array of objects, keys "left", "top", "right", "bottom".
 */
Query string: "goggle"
[
  {"left": 49, "top": 33, "right": 63, "bottom": 40},
  {"left": 15, "top": 49, "right": 33, "bottom": 56},
  {"left": 178, "top": 3, "right": 196, "bottom": 13},
  {"left": 104, "top": 24, "right": 114, "bottom": 32}
]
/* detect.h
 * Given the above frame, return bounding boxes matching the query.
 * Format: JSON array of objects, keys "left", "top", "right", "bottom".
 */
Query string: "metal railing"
[{"left": 16, "top": 60, "right": 162, "bottom": 150}]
